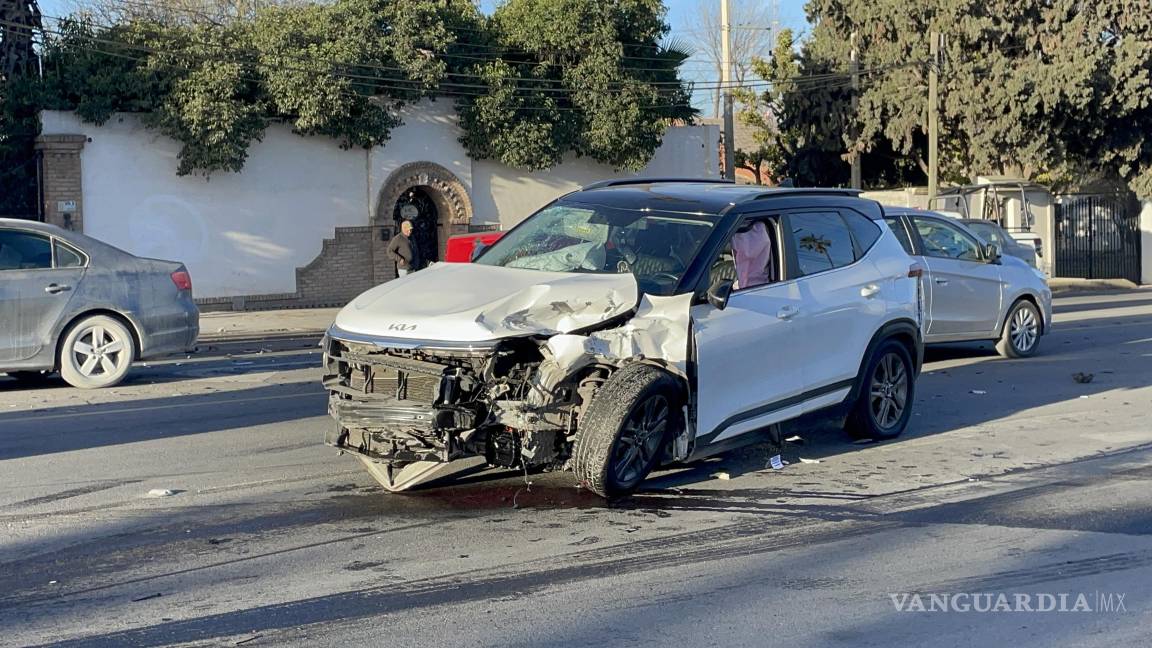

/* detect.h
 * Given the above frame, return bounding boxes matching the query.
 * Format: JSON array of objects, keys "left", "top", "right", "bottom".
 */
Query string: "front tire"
[
  {"left": 846, "top": 339, "right": 915, "bottom": 440},
  {"left": 572, "top": 363, "right": 681, "bottom": 498},
  {"left": 996, "top": 300, "right": 1041, "bottom": 358},
  {"left": 58, "top": 315, "right": 135, "bottom": 389}
]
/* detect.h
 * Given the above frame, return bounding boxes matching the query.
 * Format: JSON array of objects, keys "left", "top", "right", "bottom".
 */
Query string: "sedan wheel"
[
  {"left": 59, "top": 315, "right": 135, "bottom": 389},
  {"left": 996, "top": 300, "right": 1042, "bottom": 358}
]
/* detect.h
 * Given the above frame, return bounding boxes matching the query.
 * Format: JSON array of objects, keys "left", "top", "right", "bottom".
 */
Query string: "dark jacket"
[{"left": 387, "top": 234, "right": 415, "bottom": 270}]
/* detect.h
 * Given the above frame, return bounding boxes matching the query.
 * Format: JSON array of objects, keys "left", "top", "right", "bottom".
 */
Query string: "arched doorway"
[
  {"left": 392, "top": 186, "right": 440, "bottom": 266},
  {"left": 375, "top": 162, "right": 472, "bottom": 271}
]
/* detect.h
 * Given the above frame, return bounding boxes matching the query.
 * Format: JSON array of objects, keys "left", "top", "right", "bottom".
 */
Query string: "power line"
[{"left": 26, "top": 14, "right": 924, "bottom": 95}]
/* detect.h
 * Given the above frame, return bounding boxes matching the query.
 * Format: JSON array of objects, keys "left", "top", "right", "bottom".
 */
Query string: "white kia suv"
[{"left": 322, "top": 180, "right": 925, "bottom": 497}]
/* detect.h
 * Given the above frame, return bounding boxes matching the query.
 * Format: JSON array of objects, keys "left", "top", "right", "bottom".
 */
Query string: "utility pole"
[
  {"left": 927, "top": 31, "right": 940, "bottom": 202},
  {"left": 721, "top": 0, "right": 735, "bottom": 181},
  {"left": 849, "top": 31, "right": 861, "bottom": 190}
]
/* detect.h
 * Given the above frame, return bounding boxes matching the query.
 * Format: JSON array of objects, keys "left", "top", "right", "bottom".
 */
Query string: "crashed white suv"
[{"left": 322, "top": 180, "right": 924, "bottom": 497}]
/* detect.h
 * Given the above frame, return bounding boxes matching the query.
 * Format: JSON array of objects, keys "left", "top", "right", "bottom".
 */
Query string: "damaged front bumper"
[{"left": 322, "top": 329, "right": 499, "bottom": 465}]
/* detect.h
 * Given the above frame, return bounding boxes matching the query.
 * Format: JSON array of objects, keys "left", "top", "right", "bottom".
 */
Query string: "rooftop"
[{"left": 565, "top": 181, "right": 862, "bottom": 214}]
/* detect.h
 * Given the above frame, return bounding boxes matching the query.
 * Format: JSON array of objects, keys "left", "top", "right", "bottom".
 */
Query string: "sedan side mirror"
[
  {"left": 984, "top": 243, "right": 1002, "bottom": 263},
  {"left": 706, "top": 278, "right": 734, "bottom": 310},
  {"left": 470, "top": 242, "right": 489, "bottom": 262}
]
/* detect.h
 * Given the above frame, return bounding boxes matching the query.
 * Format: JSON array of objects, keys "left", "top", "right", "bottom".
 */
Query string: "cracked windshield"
[{"left": 475, "top": 203, "right": 715, "bottom": 295}]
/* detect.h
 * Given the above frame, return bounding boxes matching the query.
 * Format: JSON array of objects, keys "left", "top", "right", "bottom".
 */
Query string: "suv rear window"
[{"left": 884, "top": 216, "right": 916, "bottom": 255}]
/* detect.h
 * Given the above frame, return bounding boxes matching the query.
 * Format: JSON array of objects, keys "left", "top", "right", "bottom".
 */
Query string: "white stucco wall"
[
  {"left": 42, "top": 110, "right": 371, "bottom": 297},
  {"left": 367, "top": 100, "right": 473, "bottom": 211},
  {"left": 471, "top": 125, "right": 720, "bottom": 229},
  {"left": 41, "top": 108, "right": 719, "bottom": 298}
]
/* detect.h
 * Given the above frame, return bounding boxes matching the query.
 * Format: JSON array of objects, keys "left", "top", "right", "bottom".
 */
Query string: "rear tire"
[
  {"left": 58, "top": 315, "right": 135, "bottom": 389},
  {"left": 846, "top": 339, "right": 915, "bottom": 441},
  {"left": 996, "top": 300, "right": 1041, "bottom": 358},
  {"left": 572, "top": 363, "right": 682, "bottom": 498}
]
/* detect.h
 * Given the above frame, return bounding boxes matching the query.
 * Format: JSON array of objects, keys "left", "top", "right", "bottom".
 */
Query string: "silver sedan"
[
  {"left": 883, "top": 209, "right": 1053, "bottom": 358},
  {"left": 0, "top": 218, "right": 199, "bottom": 388}
]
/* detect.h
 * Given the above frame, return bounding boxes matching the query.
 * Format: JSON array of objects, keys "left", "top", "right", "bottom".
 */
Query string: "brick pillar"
[{"left": 35, "top": 134, "right": 87, "bottom": 231}]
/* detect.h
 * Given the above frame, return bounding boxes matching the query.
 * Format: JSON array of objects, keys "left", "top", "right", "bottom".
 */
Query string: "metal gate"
[{"left": 1054, "top": 193, "right": 1142, "bottom": 282}]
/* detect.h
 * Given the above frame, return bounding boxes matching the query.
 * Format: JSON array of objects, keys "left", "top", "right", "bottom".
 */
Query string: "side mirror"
[
  {"left": 470, "top": 241, "right": 489, "bottom": 262},
  {"left": 984, "top": 243, "right": 1002, "bottom": 263},
  {"left": 706, "top": 279, "right": 734, "bottom": 310}
]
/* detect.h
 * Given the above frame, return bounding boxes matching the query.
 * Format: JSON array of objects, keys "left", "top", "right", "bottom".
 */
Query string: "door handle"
[
  {"left": 861, "top": 284, "right": 881, "bottom": 298},
  {"left": 45, "top": 283, "right": 71, "bottom": 294},
  {"left": 776, "top": 305, "right": 799, "bottom": 320},
  {"left": 934, "top": 278, "right": 949, "bottom": 286}
]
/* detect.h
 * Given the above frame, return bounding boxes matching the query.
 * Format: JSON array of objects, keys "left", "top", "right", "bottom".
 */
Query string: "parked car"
[
  {"left": 882, "top": 209, "right": 1052, "bottom": 358},
  {"left": 322, "top": 180, "right": 925, "bottom": 497},
  {"left": 0, "top": 219, "right": 199, "bottom": 388},
  {"left": 959, "top": 219, "right": 1039, "bottom": 268},
  {"left": 444, "top": 231, "right": 504, "bottom": 263}
]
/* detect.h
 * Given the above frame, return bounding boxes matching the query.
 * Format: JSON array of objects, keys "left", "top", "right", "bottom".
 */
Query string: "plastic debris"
[
  {"left": 146, "top": 489, "right": 176, "bottom": 498},
  {"left": 798, "top": 457, "right": 821, "bottom": 464},
  {"left": 769, "top": 455, "right": 785, "bottom": 470},
  {"left": 970, "top": 390, "right": 987, "bottom": 395},
  {"left": 713, "top": 471, "right": 731, "bottom": 480},
  {"left": 785, "top": 435, "right": 804, "bottom": 443}
]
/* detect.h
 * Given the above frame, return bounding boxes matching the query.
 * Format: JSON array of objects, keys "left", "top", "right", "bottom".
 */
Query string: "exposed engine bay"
[{"left": 321, "top": 290, "right": 694, "bottom": 492}]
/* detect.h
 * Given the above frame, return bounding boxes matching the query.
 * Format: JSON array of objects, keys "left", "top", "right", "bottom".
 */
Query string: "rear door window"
[
  {"left": 54, "top": 241, "right": 86, "bottom": 268},
  {"left": 0, "top": 230, "right": 53, "bottom": 271},
  {"left": 786, "top": 212, "right": 857, "bottom": 276}
]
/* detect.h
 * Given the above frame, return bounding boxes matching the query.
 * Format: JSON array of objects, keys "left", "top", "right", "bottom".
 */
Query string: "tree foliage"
[
  {"left": 21, "top": 0, "right": 695, "bottom": 177},
  {"left": 456, "top": 0, "right": 694, "bottom": 171},
  {"left": 0, "top": 0, "right": 42, "bottom": 214},
  {"left": 743, "top": 0, "right": 1152, "bottom": 193}
]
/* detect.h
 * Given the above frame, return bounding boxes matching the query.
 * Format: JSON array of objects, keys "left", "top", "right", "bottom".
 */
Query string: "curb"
[{"left": 196, "top": 330, "right": 328, "bottom": 345}]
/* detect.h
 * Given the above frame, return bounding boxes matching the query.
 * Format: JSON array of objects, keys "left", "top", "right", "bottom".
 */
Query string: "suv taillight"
[{"left": 171, "top": 270, "right": 192, "bottom": 291}]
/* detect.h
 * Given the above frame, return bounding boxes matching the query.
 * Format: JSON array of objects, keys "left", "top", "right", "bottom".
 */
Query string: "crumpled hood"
[{"left": 333, "top": 263, "right": 639, "bottom": 342}]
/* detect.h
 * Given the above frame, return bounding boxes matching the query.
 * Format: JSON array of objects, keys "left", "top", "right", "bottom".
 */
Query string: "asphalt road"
[{"left": 2, "top": 290, "right": 1151, "bottom": 647}]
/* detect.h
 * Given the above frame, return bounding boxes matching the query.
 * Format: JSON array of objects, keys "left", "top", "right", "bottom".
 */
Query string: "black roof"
[{"left": 562, "top": 180, "right": 864, "bottom": 215}]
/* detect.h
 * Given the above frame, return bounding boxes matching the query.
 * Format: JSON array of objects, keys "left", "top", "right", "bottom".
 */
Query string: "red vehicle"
[{"left": 444, "top": 231, "right": 504, "bottom": 262}]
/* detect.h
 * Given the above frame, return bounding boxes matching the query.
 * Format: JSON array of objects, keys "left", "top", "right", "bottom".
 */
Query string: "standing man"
[{"left": 387, "top": 219, "right": 422, "bottom": 277}]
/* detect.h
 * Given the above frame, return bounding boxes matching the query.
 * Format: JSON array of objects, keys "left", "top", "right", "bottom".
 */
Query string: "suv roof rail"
[{"left": 581, "top": 177, "right": 735, "bottom": 191}]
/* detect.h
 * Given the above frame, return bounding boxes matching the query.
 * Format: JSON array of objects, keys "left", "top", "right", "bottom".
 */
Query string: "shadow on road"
[{"left": 0, "top": 381, "right": 326, "bottom": 460}]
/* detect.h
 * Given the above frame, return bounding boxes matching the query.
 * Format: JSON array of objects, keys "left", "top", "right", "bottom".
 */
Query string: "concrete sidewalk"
[{"left": 199, "top": 307, "right": 339, "bottom": 342}]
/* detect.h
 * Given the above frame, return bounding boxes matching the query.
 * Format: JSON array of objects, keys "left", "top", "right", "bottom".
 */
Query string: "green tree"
[
  {"left": 765, "top": 0, "right": 1152, "bottom": 193},
  {"left": 456, "top": 0, "right": 695, "bottom": 171},
  {"left": 0, "top": 0, "right": 42, "bottom": 214},
  {"left": 33, "top": 0, "right": 696, "bottom": 176}
]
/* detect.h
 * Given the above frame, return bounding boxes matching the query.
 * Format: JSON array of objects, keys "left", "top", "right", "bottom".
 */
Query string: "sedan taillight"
[{"left": 171, "top": 270, "right": 193, "bottom": 291}]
